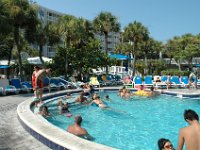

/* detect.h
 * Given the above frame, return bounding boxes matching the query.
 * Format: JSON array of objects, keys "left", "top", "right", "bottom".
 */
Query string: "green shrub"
[{"left": 161, "top": 69, "right": 189, "bottom": 76}]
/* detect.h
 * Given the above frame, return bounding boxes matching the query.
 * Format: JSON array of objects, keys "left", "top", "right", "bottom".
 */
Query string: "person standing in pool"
[
  {"left": 177, "top": 109, "right": 200, "bottom": 150},
  {"left": 67, "top": 116, "right": 93, "bottom": 140},
  {"left": 35, "top": 68, "right": 51, "bottom": 104}
]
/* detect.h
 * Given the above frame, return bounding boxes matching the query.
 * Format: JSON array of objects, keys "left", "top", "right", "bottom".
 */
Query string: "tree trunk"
[
  {"left": 7, "top": 46, "right": 13, "bottom": 79},
  {"left": 14, "top": 27, "right": 23, "bottom": 81},
  {"left": 132, "top": 53, "right": 136, "bottom": 77},
  {"left": 144, "top": 53, "right": 148, "bottom": 74},
  {"left": 39, "top": 45, "right": 45, "bottom": 67},
  {"left": 178, "top": 60, "right": 181, "bottom": 71},
  {"left": 104, "top": 33, "right": 109, "bottom": 75}
]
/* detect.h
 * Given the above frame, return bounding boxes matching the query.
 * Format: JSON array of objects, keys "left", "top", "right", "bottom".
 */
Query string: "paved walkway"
[{"left": 0, "top": 94, "right": 50, "bottom": 150}]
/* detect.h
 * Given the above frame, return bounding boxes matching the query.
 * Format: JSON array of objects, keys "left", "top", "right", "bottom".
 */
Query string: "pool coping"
[
  {"left": 17, "top": 89, "right": 117, "bottom": 150},
  {"left": 17, "top": 87, "right": 200, "bottom": 150}
]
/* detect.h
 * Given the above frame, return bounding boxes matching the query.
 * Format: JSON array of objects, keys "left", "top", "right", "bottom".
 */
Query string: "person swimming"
[{"left": 91, "top": 96, "right": 107, "bottom": 108}]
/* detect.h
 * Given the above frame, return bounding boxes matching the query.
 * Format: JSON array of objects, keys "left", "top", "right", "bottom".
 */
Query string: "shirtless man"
[
  {"left": 177, "top": 109, "right": 200, "bottom": 150},
  {"left": 35, "top": 68, "right": 51, "bottom": 103},
  {"left": 67, "top": 116, "right": 93, "bottom": 140}
]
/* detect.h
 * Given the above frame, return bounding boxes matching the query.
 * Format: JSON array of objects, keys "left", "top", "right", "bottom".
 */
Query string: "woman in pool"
[
  {"left": 62, "top": 102, "right": 70, "bottom": 113},
  {"left": 38, "top": 106, "right": 50, "bottom": 117},
  {"left": 58, "top": 100, "right": 70, "bottom": 112},
  {"left": 91, "top": 96, "right": 107, "bottom": 108},
  {"left": 158, "top": 138, "right": 175, "bottom": 150}
]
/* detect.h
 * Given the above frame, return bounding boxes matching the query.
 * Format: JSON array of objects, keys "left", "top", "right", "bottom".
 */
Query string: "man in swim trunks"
[
  {"left": 35, "top": 68, "right": 51, "bottom": 103},
  {"left": 67, "top": 116, "right": 93, "bottom": 140},
  {"left": 32, "top": 66, "right": 40, "bottom": 105},
  {"left": 177, "top": 109, "right": 200, "bottom": 150}
]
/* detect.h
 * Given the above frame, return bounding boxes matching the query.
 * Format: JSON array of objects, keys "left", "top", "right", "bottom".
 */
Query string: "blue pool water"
[{"left": 45, "top": 92, "right": 200, "bottom": 150}]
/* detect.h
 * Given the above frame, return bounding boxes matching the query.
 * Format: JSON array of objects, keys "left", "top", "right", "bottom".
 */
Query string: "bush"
[{"left": 161, "top": 69, "right": 190, "bottom": 76}]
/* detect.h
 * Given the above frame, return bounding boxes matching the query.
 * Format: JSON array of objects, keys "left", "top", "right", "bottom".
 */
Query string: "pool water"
[{"left": 45, "top": 92, "right": 200, "bottom": 150}]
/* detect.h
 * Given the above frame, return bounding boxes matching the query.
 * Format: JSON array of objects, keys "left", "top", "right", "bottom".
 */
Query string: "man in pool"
[
  {"left": 67, "top": 116, "right": 93, "bottom": 140},
  {"left": 177, "top": 109, "right": 200, "bottom": 150}
]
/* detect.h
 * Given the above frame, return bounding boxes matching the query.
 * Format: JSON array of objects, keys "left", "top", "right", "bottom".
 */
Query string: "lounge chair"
[
  {"left": 57, "top": 77, "right": 77, "bottom": 89},
  {"left": 154, "top": 75, "right": 167, "bottom": 89},
  {"left": 170, "top": 76, "right": 182, "bottom": 88},
  {"left": 161, "top": 76, "right": 168, "bottom": 83},
  {"left": 106, "top": 74, "right": 117, "bottom": 85},
  {"left": 114, "top": 75, "right": 123, "bottom": 85},
  {"left": 89, "top": 76, "right": 100, "bottom": 87},
  {"left": 21, "top": 81, "right": 33, "bottom": 93},
  {"left": 43, "top": 77, "right": 58, "bottom": 92},
  {"left": 10, "top": 78, "right": 29, "bottom": 93},
  {"left": 181, "top": 76, "right": 189, "bottom": 88},
  {"left": 0, "top": 79, "right": 17, "bottom": 95},
  {"left": 144, "top": 75, "right": 153, "bottom": 87},
  {"left": 133, "top": 76, "right": 143, "bottom": 88},
  {"left": 97, "top": 74, "right": 111, "bottom": 86},
  {"left": 50, "top": 77, "right": 66, "bottom": 90}
]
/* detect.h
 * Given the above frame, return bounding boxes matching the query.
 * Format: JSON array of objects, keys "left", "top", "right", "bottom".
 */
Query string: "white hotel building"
[{"left": 36, "top": 5, "right": 121, "bottom": 58}]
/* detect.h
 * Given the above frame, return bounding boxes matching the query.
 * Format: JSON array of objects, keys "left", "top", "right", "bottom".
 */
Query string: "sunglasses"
[{"left": 164, "top": 144, "right": 173, "bottom": 149}]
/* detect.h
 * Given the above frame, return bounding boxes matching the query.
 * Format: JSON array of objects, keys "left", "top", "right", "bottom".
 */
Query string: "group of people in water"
[
  {"left": 33, "top": 66, "right": 200, "bottom": 149},
  {"left": 119, "top": 85, "right": 158, "bottom": 99}
]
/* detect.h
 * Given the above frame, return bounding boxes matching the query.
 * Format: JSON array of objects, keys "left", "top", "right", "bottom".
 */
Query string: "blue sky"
[{"left": 34, "top": 0, "right": 200, "bottom": 42}]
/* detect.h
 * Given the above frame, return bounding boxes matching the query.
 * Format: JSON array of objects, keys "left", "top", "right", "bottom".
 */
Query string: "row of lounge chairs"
[
  {"left": 124, "top": 75, "right": 198, "bottom": 89},
  {"left": 89, "top": 74, "right": 123, "bottom": 87},
  {"left": 0, "top": 77, "right": 76, "bottom": 96}
]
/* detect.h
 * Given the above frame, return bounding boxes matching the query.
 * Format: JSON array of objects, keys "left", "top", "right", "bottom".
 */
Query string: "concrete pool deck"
[{"left": 1, "top": 87, "right": 200, "bottom": 150}]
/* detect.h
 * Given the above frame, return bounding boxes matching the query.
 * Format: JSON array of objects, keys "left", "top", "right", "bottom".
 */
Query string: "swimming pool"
[{"left": 45, "top": 91, "right": 200, "bottom": 150}]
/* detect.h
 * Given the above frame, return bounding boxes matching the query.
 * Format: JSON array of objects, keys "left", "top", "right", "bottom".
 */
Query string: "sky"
[{"left": 34, "top": 0, "right": 200, "bottom": 43}]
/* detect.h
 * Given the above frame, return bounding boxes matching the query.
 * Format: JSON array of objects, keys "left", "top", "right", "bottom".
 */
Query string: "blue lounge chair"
[
  {"left": 10, "top": 78, "right": 29, "bottom": 93},
  {"left": 114, "top": 75, "right": 123, "bottom": 85},
  {"left": 133, "top": 76, "right": 143, "bottom": 88},
  {"left": 181, "top": 76, "right": 189, "bottom": 88},
  {"left": 144, "top": 75, "right": 153, "bottom": 87},
  {"left": 161, "top": 76, "right": 168, "bottom": 83},
  {"left": 106, "top": 74, "right": 117, "bottom": 85},
  {"left": 21, "top": 81, "right": 33, "bottom": 93},
  {"left": 57, "top": 77, "right": 77, "bottom": 89},
  {"left": 154, "top": 76, "right": 167, "bottom": 89},
  {"left": 50, "top": 77, "right": 66, "bottom": 90},
  {"left": 44, "top": 77, "right": 60, "bottom": 91},
  {"left": 170, "top": 76, "right": 182, "bottom": 88}
]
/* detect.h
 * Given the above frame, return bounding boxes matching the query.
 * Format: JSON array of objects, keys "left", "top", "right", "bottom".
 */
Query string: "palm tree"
[
  {"left": 123, "top": 21, "right": 149, "bottom": 75},
  {"left": 3, "top": 0, "right": 38, "bottom": 80},
  {"left": 54, "top": 14, "right": 77, "bottom": 78},
  {"left": 93, "top": 12, "right": 120, "bottom": 74}
]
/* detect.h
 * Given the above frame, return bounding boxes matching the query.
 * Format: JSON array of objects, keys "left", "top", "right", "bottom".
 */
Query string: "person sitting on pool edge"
[
  {"left": 158, "top": 138, "right": 175, "bottom": 150},
  {"left": 67, "top": 115, "right": 93, "bottom": 140}
]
